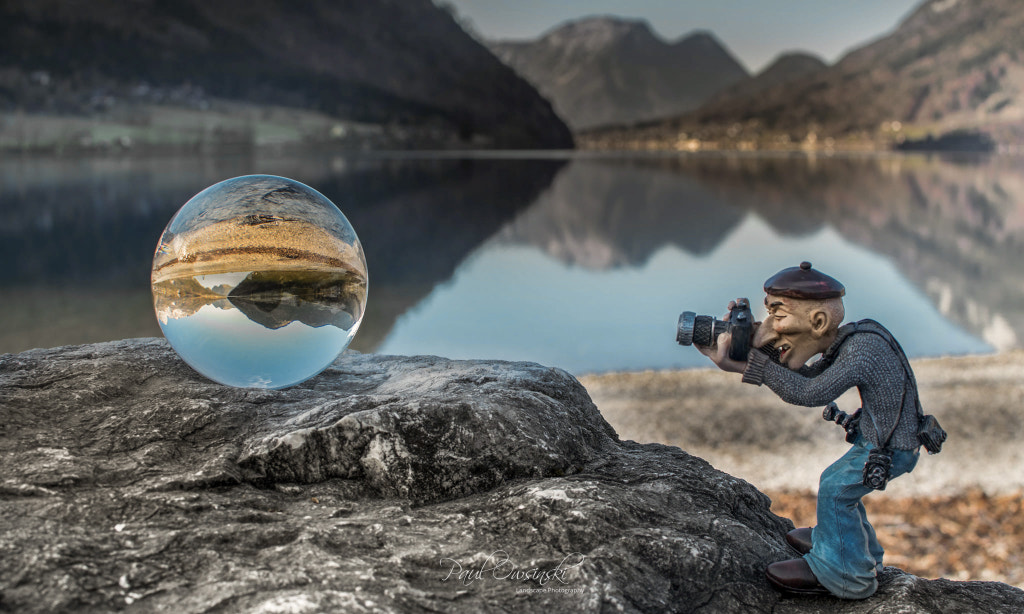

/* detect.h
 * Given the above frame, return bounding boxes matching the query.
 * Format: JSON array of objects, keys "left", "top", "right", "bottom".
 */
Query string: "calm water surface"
[{"left": 3, "top": 151, "right": 1021, "bottom": 375}]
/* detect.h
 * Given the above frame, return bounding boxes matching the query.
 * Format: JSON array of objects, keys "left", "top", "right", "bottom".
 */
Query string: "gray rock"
[{"left": 1, "top": 339, "right": 1021, "bottom": 613}]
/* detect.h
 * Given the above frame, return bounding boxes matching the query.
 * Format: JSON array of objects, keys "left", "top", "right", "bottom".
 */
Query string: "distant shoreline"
[
  {"left": 4, "top": 108, "right": 1013, "bottom": 156},
  {"left": 0, "top": 105, "right": 507, "bottom": 155},
  {"left": 575, "top": 128, "right": 1007, "bottom": 155}
]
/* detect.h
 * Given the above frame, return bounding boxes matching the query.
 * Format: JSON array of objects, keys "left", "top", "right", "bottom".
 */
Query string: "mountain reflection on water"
[
  {"left": 152, "top": 270, "right": 365, "bottom": 332},
  {"left": 2, "top": 152, "right": 1021, "bottom": 375},
  {"left": 0, "top": 154, "right": 565, "bottom": 354},
  {"left": 151, "top": 269, "right": 368, "bottom": 389},
  {"left": 227, "top": 270, "right": 363, "bottom": 331},
  {"left": 377, "top": 152, "right": 1022, "bottom": 372},
  {"left": 492, "top": 154, "right": 1024, "bottom": 354}
]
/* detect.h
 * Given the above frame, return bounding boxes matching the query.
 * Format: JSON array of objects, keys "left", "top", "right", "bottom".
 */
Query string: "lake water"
[{"left": 2, "top": 151, "right": 1021, "bottom": 375}]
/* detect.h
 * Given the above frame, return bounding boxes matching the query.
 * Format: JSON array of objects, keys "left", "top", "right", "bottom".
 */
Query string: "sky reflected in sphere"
[{"left": 151, "top": 175, "right": 368, "bottom": 389}]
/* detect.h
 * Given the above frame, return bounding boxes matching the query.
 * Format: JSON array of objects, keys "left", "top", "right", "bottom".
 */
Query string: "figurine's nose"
[{"left": 753, "top": 322, "right": 780, "bottom": 348}]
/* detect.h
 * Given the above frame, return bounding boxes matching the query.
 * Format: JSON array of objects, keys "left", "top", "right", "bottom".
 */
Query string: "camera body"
[
  {"left": 862, "top": 447, "right": 893, "bottom": 490},
  {"left": 918, "top": 414, "right": 947, "bottom": 454},
  {"left": 676, "top": 298, "right": 754, "bottom": 361}
]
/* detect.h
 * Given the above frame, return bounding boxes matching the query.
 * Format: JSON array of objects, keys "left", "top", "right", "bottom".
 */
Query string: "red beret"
[{"left": 764, "top": 262, "right": 845, "bottom": 299}]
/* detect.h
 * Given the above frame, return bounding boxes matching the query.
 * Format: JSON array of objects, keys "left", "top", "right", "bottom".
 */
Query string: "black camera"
[
  {"left": 676, "top": 298, "right": 754, "bottom": 361},
  {"left": 917, "top": 415, "right": 947, "bottom": 455},
  {"left": 823, "top": 402, "right": 861, "bottom": 444},
  {"left": 862, "top": 447, "right": 893, "bottom": 491}
]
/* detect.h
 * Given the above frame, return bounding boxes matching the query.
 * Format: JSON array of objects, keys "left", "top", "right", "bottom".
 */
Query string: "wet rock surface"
[{"left": 1, "top": 339, "right": 1021, "bottom": 613}]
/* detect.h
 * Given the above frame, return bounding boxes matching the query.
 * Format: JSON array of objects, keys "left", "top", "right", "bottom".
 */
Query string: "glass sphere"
[{"left": 151, "top": 175, "right": 368, "bottom": 389}]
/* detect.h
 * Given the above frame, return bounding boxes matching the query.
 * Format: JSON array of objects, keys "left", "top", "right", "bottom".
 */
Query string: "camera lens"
[
  {"left": 676, "top": 312, "right": 697, "bottom": 346},
  {"left": 691, "top": 315, "right": 716, "bottom": 346}
]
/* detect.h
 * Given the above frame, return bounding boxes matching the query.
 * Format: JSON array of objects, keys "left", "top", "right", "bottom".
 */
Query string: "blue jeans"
[{"left": 804, "top": 435, "right": 919, "bottom": 599}]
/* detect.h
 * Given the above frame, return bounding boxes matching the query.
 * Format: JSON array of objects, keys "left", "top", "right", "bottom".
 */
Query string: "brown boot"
[
  {"left": 766, "top": 558, "right": 831, "bottom": 595},
  {"left": 786, "top": 527, "right": 813, "bottom": 554}
]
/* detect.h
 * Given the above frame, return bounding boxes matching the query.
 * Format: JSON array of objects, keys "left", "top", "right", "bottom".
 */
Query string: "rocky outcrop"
[{"left": 2, "top": 339, "right": 1021, "bottom": 613}]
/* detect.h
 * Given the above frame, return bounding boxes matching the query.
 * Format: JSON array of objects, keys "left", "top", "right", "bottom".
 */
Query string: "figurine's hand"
[
  {"left": 697, "top": 331, "right": 748, "bottom": 374},
  {"left": 722, "top": 299, "right": 738, "bottom": 320}
]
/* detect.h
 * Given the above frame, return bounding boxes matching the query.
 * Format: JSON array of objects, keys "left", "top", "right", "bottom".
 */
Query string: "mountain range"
[
  {"left": 4, "top": 0, "right": 1020, "bottom": 152},
  {"left": 488, "top": 18, "right": 750, "bottom": 130},
  {"left": 707, "top": 52, "right": 827, "bottom": 103},
  {"left": 0, "top": 0, "right": 572, "bottom": 150},
  {"left": 580, "top": 0, "right": 1024, "bottom": 149}
]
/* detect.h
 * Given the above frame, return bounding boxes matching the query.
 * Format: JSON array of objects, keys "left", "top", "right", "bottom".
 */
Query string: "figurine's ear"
[{"left": 810, "top": 309, "right": 830, "bottom": 337}]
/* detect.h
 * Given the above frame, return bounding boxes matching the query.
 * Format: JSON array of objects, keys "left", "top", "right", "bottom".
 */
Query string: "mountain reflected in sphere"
[{"left": 151, "top": 175, "right": 368, "bottom": 389}]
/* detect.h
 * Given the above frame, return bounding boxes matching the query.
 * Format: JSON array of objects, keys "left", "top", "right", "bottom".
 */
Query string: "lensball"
[{"left": 151, "top": 175, "right": 368, "bottom": 389}]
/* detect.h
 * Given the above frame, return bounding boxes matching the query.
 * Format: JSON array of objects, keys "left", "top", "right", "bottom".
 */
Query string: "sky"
[{"left": 444, "top": 0, "right": 924, "bottom": 74}]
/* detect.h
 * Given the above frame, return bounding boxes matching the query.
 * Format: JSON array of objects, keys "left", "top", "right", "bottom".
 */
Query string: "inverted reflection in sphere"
[{"left": 151, "top": 175, "right": 368, "bottom": 389}]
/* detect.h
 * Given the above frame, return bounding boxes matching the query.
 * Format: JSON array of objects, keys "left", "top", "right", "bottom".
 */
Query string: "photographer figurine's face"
[{"left": 762, "top": 294, "right": 843, "bottom": 369}]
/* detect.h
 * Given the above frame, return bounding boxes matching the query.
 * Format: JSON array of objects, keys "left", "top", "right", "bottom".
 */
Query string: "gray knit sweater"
[{"left": 742, "top": 321, "right": 922, "bottom": 450}]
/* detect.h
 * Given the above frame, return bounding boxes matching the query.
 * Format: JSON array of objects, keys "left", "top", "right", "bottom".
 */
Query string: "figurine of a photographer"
[{"left": 681, "top": 262, "right": 945, "bottom": 600}]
